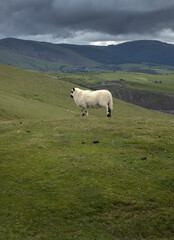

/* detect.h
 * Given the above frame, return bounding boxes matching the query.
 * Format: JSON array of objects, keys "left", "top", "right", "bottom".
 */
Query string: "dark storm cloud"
[{"left": 0, "top": 0, "right": 174, "bottom": 43}]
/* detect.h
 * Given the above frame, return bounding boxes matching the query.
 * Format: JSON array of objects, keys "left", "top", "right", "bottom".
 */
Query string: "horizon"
[{"left": 1, "top": 37, "right": 173, "bottom": 47}]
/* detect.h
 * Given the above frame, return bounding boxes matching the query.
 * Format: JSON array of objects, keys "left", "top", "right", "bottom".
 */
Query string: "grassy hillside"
[
  {"left": 1, "top": 63, "right": 173, "bottom": 120},
  {"left": 0, "top": 63, "right": 174, "bottom": 239},
  {"left": 0, "top": 63, "right": 78, "bottom": 120},
  {"left": 0, "top": 38, "right": 100, "bottom": 71},
  {"left": 0, "top": 48, "right": 78, "bottom": 72},
  {"left": 0, "top": 117, "right": 174, "bottom": 239},
  {"left": 1, "top": 38, "right": 174, "bottom": 73}
]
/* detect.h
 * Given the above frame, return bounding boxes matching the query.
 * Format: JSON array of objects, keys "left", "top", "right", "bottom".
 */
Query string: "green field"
[
  {"left": 113, "top": 63, "right": 174, "bottom": 75},
  {"left": 0, "top": 63, "right": 174, "bottom": 239},
  {"left": 50, "top": 71, "right": 174, "bottom": 95}
]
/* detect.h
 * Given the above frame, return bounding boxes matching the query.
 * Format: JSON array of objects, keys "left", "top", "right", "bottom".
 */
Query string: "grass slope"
[
  {"left": 1, "top": 38, "right": 174, "bottom": 73},
  {"left": 0, "top": 63, "right": 78, "bottom": 120},
  {"left": 0, "top": 63, "right": 174, "bottom": 239},
  {"left": 0, "top": 48, "right": 83, "bottom": 72},
  {"left": 0, "top": 38, "right": 100, "bottom": 71},
  {"left": 0, "top": 117, "right": 174, "bottom": 239},
  {"left": 1, "top": 63, "right": 172, "bottom": 120}
]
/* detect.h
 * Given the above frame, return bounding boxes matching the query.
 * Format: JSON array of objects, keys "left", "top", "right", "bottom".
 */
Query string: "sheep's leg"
[
  {"left": 81, "top": 108, "right": 85, "bottom": 116},
  {"left": 107, "top": 105, "right": 111, "bottom": 117},
  {"left": 85, "top": 109, "right": 89, "bottom": 116}
]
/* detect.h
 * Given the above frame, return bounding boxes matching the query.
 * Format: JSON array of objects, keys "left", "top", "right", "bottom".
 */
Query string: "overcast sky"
[{"left": 0, "top": 0, "right": 174, "bottom": 45}]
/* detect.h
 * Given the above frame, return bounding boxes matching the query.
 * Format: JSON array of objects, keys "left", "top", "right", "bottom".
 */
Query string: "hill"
[
  {"left": 0, "top": 63, "right": 173, "bottom": 120},
  {"left": 48, "top": 71, "right": 174, "bottom": 113},
  {"left": 0, "top": 63, "right": 174, "bottom": 239},
  {"left": 106, "top": 40, "right": 174, "bottom": 66},
  {"left": 0, "top": 38, "right": 100, "bottom": 72},
  {"left": 1, "top": 38, "right": 174, "bottom": 72}
]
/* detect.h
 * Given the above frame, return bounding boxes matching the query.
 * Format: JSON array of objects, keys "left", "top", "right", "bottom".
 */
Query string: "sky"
[{"left": 0, "top": 0, "right": 174, "bottom": 46}]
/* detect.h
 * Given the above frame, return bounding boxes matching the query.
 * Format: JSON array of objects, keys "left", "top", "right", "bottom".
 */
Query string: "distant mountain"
[
  {"left": 0, "top": 38, "right": 174, "bottom": 72},
  {"left": 106, "top": 40, "right": 174, "bottom": 66},
  {"left": 0, "top": 38, "right": 100, "bottom": 71}
]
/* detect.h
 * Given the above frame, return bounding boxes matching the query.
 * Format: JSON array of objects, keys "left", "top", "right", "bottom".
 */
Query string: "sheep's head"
[{"left": 70, "top": 88, "right": 75, "bottom": 98}]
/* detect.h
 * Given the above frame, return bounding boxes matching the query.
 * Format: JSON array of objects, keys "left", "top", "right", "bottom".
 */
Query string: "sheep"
[{"left": 70, "top": 87, "right": 113, "bottom": 117}]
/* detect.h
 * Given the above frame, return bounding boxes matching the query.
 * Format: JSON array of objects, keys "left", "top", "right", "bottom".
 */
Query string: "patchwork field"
[
  {"left": 0, "top": 63, "right": 174, "bottom": 239},
  {"left": 50, "top": 71, "right": 174, "bottom": 95}
]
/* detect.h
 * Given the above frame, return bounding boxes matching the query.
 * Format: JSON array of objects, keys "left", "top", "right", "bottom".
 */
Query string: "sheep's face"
[{"left": 70, "top": 88, "right": 75, "bottom": 98}]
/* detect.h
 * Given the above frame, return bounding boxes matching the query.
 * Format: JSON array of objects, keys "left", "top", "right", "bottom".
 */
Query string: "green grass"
[
  {"left": 0, "top": 48, "right": 64, "bottom": 71},
  {"left": 1, "top": 63, "right": 172, "bottom": 120},
  {"left": 114, "top": 63, "right": 174, "bottom": 75},
  {"left": 52, "top": 72, "right": 174, "bottom": 95},
  {"left": 0, "top": 117, "right": 174, "bottom": 239},
  {"left": 0, "top": 63, "right": 174, "bottom": 239}
]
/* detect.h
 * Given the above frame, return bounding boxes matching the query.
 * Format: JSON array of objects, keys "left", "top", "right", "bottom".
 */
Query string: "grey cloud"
[{"left": 0, "top": 0, "right": 174, "bottom": 43}]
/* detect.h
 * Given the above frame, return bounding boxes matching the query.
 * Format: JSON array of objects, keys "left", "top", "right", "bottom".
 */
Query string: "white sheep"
[{"left": 70, "top": 87, "right": 113, "bottom": 117}]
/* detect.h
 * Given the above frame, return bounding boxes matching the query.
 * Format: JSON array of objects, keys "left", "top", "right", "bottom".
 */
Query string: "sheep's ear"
[{"left": 73, "top": 88, "right": 75, "bottom": 91}]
